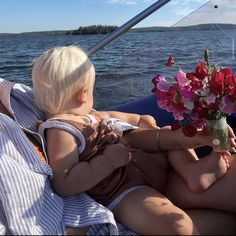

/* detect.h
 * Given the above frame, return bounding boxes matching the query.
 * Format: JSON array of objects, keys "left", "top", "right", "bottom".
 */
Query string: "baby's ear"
[{"left": 75, "top": 87, "right": 88, "bottom": 104}]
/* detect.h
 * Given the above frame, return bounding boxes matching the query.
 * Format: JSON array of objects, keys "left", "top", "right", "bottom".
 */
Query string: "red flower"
[
  {"left": 220, "top": 68, "right": 236, "bottom": 95},
  {"left": 182, "top": 125, "right": 198, "bottom": 137},
  {"left": 171, "top": 123, "right": 181, "bottom": 131},
  {"left": 221, "top": 67, "right": 233, "bottom": 77},
  {"left": 166, "top": 56, "right": 175, "bottom": 67},
  {"left": 209, "top": 71, "right": 224, "bottom": 95},
  {"left": 192, "top": 103, "right": 206, "bottom": 119},
  {"left": 186, "top": 72, "right": 203, "bottom": 90},
  {"left": 195, "top": 61, "right": 209, "bottom": 79}
]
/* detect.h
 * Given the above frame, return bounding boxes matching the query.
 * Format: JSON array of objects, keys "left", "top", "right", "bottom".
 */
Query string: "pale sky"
[{"left": 1, "top": 0, "right": 234, "bottom": 33}]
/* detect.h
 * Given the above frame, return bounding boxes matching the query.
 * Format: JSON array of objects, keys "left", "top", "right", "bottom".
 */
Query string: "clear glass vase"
[{"left": 207, "top": 117, "right": 230, "bottom": 152}]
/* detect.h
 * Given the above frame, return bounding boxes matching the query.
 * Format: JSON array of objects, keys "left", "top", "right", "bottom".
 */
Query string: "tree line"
[{"left": 66, "top": 25, "right": 118, "bottom": 35}]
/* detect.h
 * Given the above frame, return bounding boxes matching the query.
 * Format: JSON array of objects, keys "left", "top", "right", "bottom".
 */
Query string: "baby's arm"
[
  {"left": 46, "top": 128, "right": 131, "bottom": 197},
  {"left": 99, "top": 110, "right": 158, "bottom": 129}
]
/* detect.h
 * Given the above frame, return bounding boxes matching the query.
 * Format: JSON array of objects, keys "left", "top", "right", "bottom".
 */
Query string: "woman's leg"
[
  {"left": 186, "top": 209, "right": 236, "bottom": 235},
  {"left": 112, "top": 187, "right": 199, "bottom": 235},
  {"left": 166, "top": 154, "right": 236, "bottom": 213}
]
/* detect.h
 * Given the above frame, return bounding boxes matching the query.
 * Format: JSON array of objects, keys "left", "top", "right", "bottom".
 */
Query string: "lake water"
[{"left": 0, "top": 29, "right": 236, "bottom": 109}]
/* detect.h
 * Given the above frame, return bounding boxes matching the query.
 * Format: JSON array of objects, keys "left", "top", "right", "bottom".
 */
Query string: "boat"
[{"left": 1, "top": 0, "right": 236, "bottom": 234}]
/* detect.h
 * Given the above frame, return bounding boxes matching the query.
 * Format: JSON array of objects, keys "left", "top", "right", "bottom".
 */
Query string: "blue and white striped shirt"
[{"left": 0, "top": 78, "right": 135, "bottom": 235}]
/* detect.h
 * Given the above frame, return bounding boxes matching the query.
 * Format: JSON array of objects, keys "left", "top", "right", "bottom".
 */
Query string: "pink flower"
[
  {"left": 176, "top": 70, "right": 188, "bottom": 88},
  {"left": 152, "top": 74, "right": 169, "bottom": 92},
  {"left": 221, "top": 96, "right": 236, "bottom": 114},
  {"left": 203, "top": 93, "right": 216, "bottom": 105}
]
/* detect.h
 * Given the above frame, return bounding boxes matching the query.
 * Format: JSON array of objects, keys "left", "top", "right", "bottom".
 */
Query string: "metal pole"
[
  {"left": 87, "top": 0, "right": 171, "bottom": 56},
  {"left": 232, "top": 38, "right": 235, "bottom": 60}
]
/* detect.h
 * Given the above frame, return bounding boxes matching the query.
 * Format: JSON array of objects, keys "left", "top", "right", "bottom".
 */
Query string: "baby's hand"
[
  {"left": 138, "top": 115, "right": 159, "bottom": 129},
  {"left": 103, "top": 143, "right": 131, "bottom": 170}
]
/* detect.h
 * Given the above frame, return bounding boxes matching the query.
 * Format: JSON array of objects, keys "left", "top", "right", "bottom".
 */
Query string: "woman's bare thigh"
[
  {"left": 186, "top": 209, "right": 236, "bottom": 235},
  {"left": 112, "top": 187, "right": 199, "bottom": 235}
]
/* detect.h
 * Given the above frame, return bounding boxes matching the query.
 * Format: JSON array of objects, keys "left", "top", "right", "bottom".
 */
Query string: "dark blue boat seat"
[{"left": 112, "top": 94, "right": 236, "bottom": 157}]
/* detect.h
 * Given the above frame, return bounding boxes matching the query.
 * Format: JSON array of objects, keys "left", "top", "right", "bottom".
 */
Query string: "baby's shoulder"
[
  {"left": 48, "top": 114, "right": 90, "bottom": 125},
  {"left": 91, "top": 110, "right": 110, "bottom": 120}
]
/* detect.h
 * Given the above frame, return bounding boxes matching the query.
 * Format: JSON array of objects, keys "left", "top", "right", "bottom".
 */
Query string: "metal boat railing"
[{"left": 87, "top": 0, "right": 171, "bottom": 56}]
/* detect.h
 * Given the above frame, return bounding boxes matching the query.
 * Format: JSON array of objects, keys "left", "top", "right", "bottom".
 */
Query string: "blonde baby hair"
[{"left": 32, "top": 45, "right": 95, "bottom": 114}]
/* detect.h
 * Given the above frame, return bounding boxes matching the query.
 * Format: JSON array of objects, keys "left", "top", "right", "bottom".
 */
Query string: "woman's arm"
[
  {"left": 122, "top": 126, "right": 236, "bottom": 152},
  {"left": 46, "top": 128, "right": 131, "bottom": 197}
]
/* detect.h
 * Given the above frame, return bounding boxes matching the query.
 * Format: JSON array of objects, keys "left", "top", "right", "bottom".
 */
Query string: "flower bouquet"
[{"left": 152, "top": 50, "right": 236, "bottom": 152}]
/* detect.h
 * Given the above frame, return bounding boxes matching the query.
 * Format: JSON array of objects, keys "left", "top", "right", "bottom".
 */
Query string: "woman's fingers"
[{"left": 228, "top": 125, "right": 235, "bottom": 138}]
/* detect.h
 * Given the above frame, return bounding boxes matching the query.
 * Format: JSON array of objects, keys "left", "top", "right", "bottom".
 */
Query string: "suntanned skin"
[{"left": 45, "top": 87, "right": 235, "bottom": 235}]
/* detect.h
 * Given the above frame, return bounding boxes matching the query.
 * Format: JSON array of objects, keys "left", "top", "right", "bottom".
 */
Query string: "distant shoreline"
[{"left": 1, "top": 23, "right": 236, "bottom": 36}]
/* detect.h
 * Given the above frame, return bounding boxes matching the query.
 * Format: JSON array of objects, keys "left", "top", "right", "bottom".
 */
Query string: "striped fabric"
[
  {"left": 0, "top": 113, "right": 65, "bottom": 235},
  {"left": 0, "top": 78, "right": 136, "bottom": 235}
]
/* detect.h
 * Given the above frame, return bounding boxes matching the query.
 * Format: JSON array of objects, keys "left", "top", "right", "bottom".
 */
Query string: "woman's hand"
[
  {"left": 169, "top": 125, "right": 236, "bottom": 151},
  {"left": 200, "top": 125, "right": 236, "bottom": 153},
  {"left": 227, "top": 125, "right": 236, "bottom": 152}
]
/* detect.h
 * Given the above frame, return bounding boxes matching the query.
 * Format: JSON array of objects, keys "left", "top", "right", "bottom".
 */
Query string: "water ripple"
[{"left": 1, "top": 30, "right": 235, "bottom": 109}]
